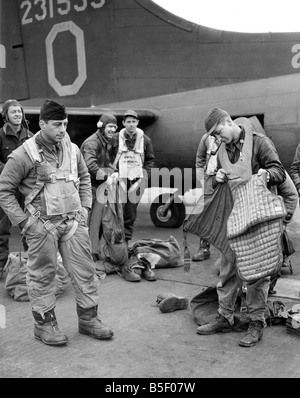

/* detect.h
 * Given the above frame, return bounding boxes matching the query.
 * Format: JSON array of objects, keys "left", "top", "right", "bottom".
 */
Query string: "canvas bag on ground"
[
  {"left": 4, "top": 252, "right": 29, "bottom": 302},
  {"left": 128, "top": 236, "right": 182, "bottom": 268},
  {"left": 4, "top": 251, "right": 69, "bottom": 302}
]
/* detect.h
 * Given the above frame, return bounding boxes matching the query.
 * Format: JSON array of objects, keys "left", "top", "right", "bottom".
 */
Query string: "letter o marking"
[{"left": 46, "top": 21, "right": 87, "bottom": 96}]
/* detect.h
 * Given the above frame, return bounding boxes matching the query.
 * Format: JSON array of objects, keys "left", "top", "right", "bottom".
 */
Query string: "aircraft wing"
[
  {"left": 3, "top": 103, "right": 160, "bottom": 127},
  {"left": 0, "top": 102, "right": 161, "bottom": 151}
]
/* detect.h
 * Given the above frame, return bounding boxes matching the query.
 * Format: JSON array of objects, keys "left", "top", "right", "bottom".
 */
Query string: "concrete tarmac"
[{"left": 1, "top": 195, "right": 300, "bottom": 379}]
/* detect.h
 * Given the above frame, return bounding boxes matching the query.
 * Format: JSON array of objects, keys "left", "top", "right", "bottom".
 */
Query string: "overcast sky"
[{"left": 153, "top": 0, "right": 300, "bottom": 33}]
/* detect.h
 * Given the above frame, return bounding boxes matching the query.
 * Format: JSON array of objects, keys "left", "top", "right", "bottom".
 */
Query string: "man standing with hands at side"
[
  {"left": 0, "top": 99, "right": 113, "bottom": 346},
  {"left": 109, "top": 110, "right": 155, "bottom": 282}
]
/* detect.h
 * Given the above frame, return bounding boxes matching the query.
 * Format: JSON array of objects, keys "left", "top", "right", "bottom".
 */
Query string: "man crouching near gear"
[{"left": 0, "top": 99, "right": 113, "bottom": 346}]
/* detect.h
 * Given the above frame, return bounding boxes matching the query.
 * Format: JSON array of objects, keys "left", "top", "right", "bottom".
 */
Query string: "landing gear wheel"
[{"left": 150, "top": 194, "right": 186, "bottom": 228}]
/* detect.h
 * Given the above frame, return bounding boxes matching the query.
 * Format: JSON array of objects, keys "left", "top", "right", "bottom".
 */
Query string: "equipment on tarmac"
[
  {"left": 156, "top": 292, "right": 189, "bottom": 313},
  {"left": 4, "top": 251, "right": 68, "bottom": 302}
]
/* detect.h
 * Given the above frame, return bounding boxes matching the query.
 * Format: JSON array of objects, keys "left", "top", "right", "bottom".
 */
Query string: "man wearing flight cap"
[
  {"left": 195, "top": 106, "right": 286, "bottom": 348},
  {"left": 0, "top": 99, "right": 33, "bottom": 277},
  {"left": 81, "top": 113, "right": 118, "bottom": 191},
  {"left": 0, "top": 99, "right": 113, "bottom": 346},
  {"left": 204, "top": 107, "right": 230, "bottom": 136}
]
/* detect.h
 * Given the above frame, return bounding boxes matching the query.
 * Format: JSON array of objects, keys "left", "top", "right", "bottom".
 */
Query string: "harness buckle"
[
  {"left": 32, "top": 210, "right": 41, "bottom": 218},
  {"left": 49, "top": 174, "right": 58, "bottom": 183},
  {"left": 43, "top": 220, "right": 58, "bottom": 235}
]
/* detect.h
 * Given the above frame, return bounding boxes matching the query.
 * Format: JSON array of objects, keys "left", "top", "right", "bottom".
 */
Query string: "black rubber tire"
[{"left": 150, "top": 194, "right": 186, "bottom": 228}]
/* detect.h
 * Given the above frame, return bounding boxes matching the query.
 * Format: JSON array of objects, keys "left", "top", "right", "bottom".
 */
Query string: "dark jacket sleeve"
[
  {"left": 0, "top": 130, "right": 5, "bottom": 173},
  {"left": 195, "top": 134, "right": 208, "bottom": 169},
  {"left": 0, "top": 151, "right": 30, "bottom": 226},
  {"left": 252, "top": 135, "right": 285, "bottom": 186},
  {"left": 277, "top": 171, "right": 298, "bottom": 223},
  {"left": 76, "top": 145, "right": 93, "bottom": 209},
  {"left": 80, "top": 133, "right": 110, "bottom": 184},
  {"left": 109, "top": 134, "right": 118, "bottom": 163},
  {"left": 195, "top": 134, "right": 209, "bottom": 187},
  {"left": 143, "top": 135, "right": 155, "bottom": 178},
  {"left": 290, "top": 143, "right": 300, "bottom": 191}
]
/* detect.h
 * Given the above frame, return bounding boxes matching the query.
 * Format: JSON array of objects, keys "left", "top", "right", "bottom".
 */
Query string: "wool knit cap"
[
  {"left": 2, "top": 99, "right": 23, "bottom": 121},
  {"left": 97, "top": 113, "right": 117, "bottom": 128},
  {"left": 40, "top": 99, "right": 67, "bottom": 120},
  {"left": 123, "top": 109, "right": 138, "bottom": 119},
  {"left": 205, "top": 107, "right": 229, "bottom": 135}
]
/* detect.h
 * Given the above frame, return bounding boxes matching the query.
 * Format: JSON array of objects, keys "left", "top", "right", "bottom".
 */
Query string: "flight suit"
[{"left": 0, "top": 132, "right": 99, "bottom": 314}]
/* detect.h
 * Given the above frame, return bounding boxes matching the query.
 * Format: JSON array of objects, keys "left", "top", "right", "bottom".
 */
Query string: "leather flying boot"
[
  {"left": 239, "top": 320, "right": 264, "bottom": 347},
  {"left": 121, "top": 261, "right": 141, "bottom": 282},
  {"left": 33, "top": 308, "right": 69, "bottom": 346},
  {"left": 157, "top": 292, "right": 189, "bottom": 313},
  {"left": 138, "top": 257, "right": 157, "bottom": 281},
  {"left": 142, "top": 266, "right": 157, "bottom": 281},
  {"left": 196, "top": 314, "right": 232, "bottom": 335},
  {"left": 77, "top": 305, "right": 114, "bottom": 340},
  {"left": 192, "top": 239, "right": 210, "bottom": 261}
]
